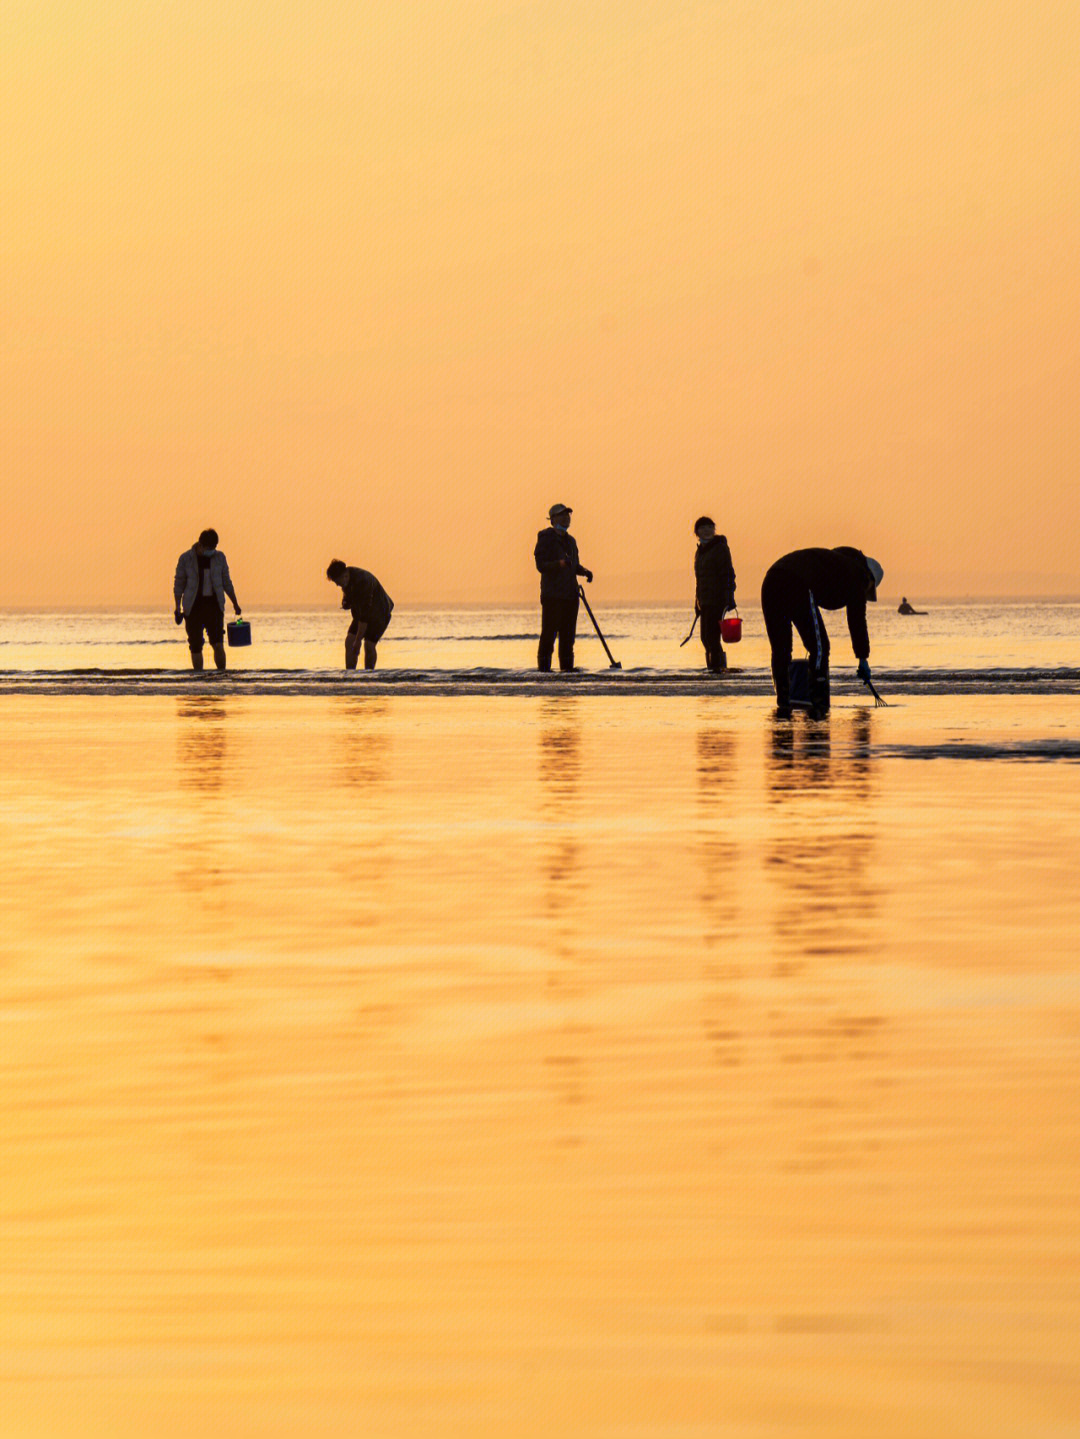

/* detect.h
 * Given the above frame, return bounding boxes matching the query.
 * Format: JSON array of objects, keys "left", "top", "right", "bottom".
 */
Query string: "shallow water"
[
  {"left": 3, "top": 693, "right": 1080, "bottom": 1436},
  {"left": 2, "top": 600, "right": 1079, "bottom": 675}
]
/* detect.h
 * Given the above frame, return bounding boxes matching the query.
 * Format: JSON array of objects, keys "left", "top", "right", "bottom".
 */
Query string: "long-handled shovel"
[
  {"left": 578, "top": 585, "right": 622, "bottom": 669},
  {"left": 679, "top": 613, "right": 699, "bottom": 647}
]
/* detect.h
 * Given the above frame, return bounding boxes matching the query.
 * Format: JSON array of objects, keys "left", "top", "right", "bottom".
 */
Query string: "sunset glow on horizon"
[{"left": 3, "top": 1, "right": 1078, "bottom": 607}]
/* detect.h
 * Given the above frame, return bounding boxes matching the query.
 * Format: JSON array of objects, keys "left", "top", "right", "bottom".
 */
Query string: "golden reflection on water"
[
  {"left": 757, "top": 711, "right": 888, "bottom": 1182},
  {"left": 3, "top": 696, "right": 1080, "bottom": 1436},
  {"left": 176, "top": 697, "right": 230, "bottom": 792},
  {"left": 765, "top": 709, "right": 879, "bottom": 963},
  {"left": 336, "top": 699, "right": 392, "bottom": 789},
  {"left": 536, "top": 702, "right": 593, "bottom": 1131},
  {"left": 538, "top": 697, "right": 586, "bottom": 934}
]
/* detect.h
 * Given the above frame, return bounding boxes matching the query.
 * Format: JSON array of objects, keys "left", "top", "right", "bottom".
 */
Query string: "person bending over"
[
  {"left": 327, "top": 559, "right": 394, "bottom": 670},
  {"left": 760, "top": 547, "right": 883, "bottom": 717}
]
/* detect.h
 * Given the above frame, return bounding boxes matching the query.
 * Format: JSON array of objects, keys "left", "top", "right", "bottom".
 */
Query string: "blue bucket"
[{"left": 226, "top": 619, "right": 251, "bottom": 647}]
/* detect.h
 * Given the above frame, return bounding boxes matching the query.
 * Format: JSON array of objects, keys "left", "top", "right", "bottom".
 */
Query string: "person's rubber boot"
[{"left": 710, "top": 651, "right": 727, "bottom": 674}]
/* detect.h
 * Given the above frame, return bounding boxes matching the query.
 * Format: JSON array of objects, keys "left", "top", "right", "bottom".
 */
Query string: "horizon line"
[{"left": 3, "top": 594, "right": 1080, "bottom": 615}]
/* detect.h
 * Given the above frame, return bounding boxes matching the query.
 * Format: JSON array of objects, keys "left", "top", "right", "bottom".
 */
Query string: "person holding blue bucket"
[{"left": 173, "top": 529, "right": 243, "bottom": 671}]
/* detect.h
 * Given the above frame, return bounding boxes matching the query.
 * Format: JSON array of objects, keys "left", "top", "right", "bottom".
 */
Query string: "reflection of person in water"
[
  {"left": 898, "top": 597, "right": 926, "bottom": 615},
  {"left": 176, "top": 697, "right": 228, "bottom": 791},
  {"left": 539, "top": 701, "right": 583, "bottom": 898}
]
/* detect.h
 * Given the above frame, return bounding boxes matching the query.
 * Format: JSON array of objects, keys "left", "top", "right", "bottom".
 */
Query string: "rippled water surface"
[
  {"left": 3, "top": 693, "right": 1080, "bottom": 1436},
  {"left": 2, "top": 600, "right": 1079, "bottom": 674}
]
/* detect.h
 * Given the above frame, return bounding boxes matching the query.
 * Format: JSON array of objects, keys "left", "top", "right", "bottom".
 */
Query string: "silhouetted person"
[
  {"left": 534, "top": 504, "right": 593, "bottom": 672},
  {"left": 327, "top": 559, "right": 393, "bottom": 670},
  {"left": 898, "top": 597, "right": 926, "bottom": 614},
  {"left": 174, "top": 529, "right": 241, "bottom": 671},
  {"left": 692, "top": 517, "right": 736, "bottom": 673},
  {"left": 761, "top": 548, "right": 883, "bottom": 717}
]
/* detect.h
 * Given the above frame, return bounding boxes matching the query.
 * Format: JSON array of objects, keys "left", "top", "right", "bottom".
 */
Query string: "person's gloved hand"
[
  {"left": 174, "top": 608, "right": 183, "bottom": 626},
  {"left": 582, "top": 570, "right": 593, "bottom": 583},
  {"left": 857, "top": 658, "right": 872, "bottom": 683}
]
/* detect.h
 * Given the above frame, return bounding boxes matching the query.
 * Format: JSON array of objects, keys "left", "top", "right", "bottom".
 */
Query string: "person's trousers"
[
  {"left": 185, "top": 596, "right": 225, "bottom": 651},
  {"left": 538, "top": 595, "right": 579, "bottom": 671},
  {"left": 347, "top": 607, "right": 391, "bottom": 646},
  {"left": 698, "top": 605, "right": 727, "bottom": 671},
  {"left": 760, "top": 567, "right": 830, "bottom": 708}
]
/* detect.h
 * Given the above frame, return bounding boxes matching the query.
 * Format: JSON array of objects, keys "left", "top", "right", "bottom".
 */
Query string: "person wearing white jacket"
[{"left": 173, "top": 528, "right": 242, "bottom": 671}]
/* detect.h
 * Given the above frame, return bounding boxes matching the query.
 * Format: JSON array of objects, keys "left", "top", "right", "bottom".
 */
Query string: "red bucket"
[{"left": 720, "top": 613, "right": 742, "bottom": 644}]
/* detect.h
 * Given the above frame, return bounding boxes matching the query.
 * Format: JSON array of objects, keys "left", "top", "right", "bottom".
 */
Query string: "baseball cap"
[
  {"left": 548, "top": 503, "right": 572, "bottom": 519},
  {"left": 865, "top": 556, "right": 883, "bottom": 600}
]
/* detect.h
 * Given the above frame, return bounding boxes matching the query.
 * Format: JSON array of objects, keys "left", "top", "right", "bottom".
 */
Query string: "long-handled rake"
[
  {"left": 678, "top": 613, "right": 699, "bottom": 647},
  {"left": 862, "top": 674, "right": 888, "bottom": 706},
  {"left": 578, "top": 585, "right": 622, "bottom": 669}
]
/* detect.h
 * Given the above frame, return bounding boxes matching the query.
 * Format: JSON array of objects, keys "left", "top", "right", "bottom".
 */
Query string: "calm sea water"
[
  {"left": 1, "top": 601, "right": 1078, "bottom": 679},
  {"left": 3, "top": 608, "right": 1080, "bottom": 1435}
]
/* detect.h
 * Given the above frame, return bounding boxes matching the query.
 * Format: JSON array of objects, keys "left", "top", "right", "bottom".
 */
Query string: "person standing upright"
[
  {"left": 174, "top": 529, "right": 241, "bottom": 671},
  {"left": 692, "top": 517, "right": 736, "bottom": 673},
  {"left": 534, "top": 504, "right": 593, "bottom": 672},
  {"left": 760, "top": 547, "right": 883, "bottom": 717}
]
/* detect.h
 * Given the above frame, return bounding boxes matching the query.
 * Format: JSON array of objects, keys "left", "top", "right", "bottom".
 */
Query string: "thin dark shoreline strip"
[{"left": 3, "top": 668, "right": 1080, "bottom": 698}]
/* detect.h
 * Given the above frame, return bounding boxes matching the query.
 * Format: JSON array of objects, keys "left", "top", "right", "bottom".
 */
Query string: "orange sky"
[{"left": 2, "top": 1, "right": 1078, "bottom": 606}]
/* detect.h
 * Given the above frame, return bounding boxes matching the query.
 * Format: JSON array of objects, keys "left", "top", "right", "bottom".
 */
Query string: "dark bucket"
[
  {"left": 720, "top": 614, "right": 742, "bottom": 643},
  {"left": 226, "top": 619, "right": 251, "bottom": 647},
  {"left": 788, "top": 659, "right": 829, "bottom": 710}
]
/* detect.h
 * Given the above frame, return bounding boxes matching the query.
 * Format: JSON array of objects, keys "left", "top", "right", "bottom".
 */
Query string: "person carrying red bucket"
[{"left": 689, "top": 517, "right": 738, "bottom": 673}]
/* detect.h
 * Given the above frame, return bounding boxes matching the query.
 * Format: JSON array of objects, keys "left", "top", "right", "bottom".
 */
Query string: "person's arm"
[
  {"left": 221, "top": 557, "right": 240, "bottom": 614},
  {"left": 173, "top": 554, "right": 186, "bottom": 621},
  {"left": 721, "top": 542, "right": 736, "bottom": 609},
  {"left": 846, "top": 601, "right": 870, "bottom": 661},
  {"left": 534, "top": 532, "right": 566, "bottom": 574},
  {"left": 572, "top": 537, "right": 592, "bottom": 583}
]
